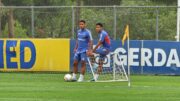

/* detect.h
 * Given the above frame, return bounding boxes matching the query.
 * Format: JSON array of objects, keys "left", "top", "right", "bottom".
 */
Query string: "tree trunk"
[
  {"left": 8, "top": 8, "right": 14, "bottom": 38},
  {"left": 0, "top": 0, "right": 2, "bottom": 37},
  {"left": 75, "top": 0, "right": 81, "bottom": 30}
]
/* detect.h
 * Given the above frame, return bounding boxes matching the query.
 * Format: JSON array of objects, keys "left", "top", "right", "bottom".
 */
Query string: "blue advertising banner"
[{"left": 70, "top": 40, "right": 180, "bottom": 75}]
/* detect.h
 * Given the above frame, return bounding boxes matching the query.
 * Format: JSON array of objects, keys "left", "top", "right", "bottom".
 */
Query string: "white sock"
[
  {"left": 72, "top": 73, "right": 77, "bottom": 78},
  {"left": 95, "top": 74, "right": 99, "bottom": 80},
  {"left": 78, "top": 74, "right": 84, "bottom": 82},
  {"left": 79, "top": 74, "right": 84, "bottom": 79}
]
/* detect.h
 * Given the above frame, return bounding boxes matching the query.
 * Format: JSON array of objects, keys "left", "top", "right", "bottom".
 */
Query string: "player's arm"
[
  {"left": 92, "top": 33, "right": 105, "bottom": 53},
  {"left": 74, "top": 32, "right": 78, "bottom": 53},
  {"left": 89, "top": 40, "right": 93, "bottom": 50},
  {"left": 74, "top": 40, "right": 78, "bottom": 53},
  {"left": 86, "top": 30, "right": 94, "bottom": 56},
  {"left": 88, "top": 30, "right": 93, "bottom": 50},
  {"left": 92, "top": 41, "right": 102, "bottom": 53}
]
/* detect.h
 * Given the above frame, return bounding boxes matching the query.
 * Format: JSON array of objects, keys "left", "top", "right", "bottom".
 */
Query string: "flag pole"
[{"left": 127, "top": 25, "right": 131, "bottom": 87}]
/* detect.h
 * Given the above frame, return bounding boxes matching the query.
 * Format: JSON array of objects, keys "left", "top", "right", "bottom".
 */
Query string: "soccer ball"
[{"left": 64, "top": 74, "right": 72, "bottom": 81}]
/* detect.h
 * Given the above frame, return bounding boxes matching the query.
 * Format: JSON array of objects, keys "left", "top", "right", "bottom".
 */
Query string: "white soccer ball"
[{"left": 64, "top": 74, "right": 72, "bottom": 81}]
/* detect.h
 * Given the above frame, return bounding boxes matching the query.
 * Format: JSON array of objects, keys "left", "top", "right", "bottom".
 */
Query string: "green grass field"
[{"left": 0, "top": 73, "right": 180, "bottom": 101}]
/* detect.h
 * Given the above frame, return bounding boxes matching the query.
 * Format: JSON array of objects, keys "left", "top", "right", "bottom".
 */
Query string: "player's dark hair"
[
  {"left": 79, "top": 20, "right": 86, "bottom": 24},
  {"left": 96, "top": 23, "right": 103, "bottom": 27}
]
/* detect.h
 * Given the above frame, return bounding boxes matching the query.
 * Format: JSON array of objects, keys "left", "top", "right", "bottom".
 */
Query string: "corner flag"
[
  {"left": 122, "top": 25, "right": 129, "bottom": 45},
  {"left": 121, "top": 24, "right": 131, "bottom": 87}
]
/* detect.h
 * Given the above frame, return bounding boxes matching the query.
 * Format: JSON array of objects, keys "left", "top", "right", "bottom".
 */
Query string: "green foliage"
[
  {"left": 79, "top": 8, "right": 114, "bottom": 38},
  {"left": 158, "top": 9, "right": 177, "bottom": 40},
  {"left": 33, "top": 7, "right": 72, "bottom": 38},
  {"left": 0, "top": 0, "right": 178, "bottom": 40},
  {"left": 83, "top": 0, "right": 121, "bottom": 6},
  {"left": 2, "top": 20, "right": 28, "bottom": 38},
  {"left": 150, "top": 0, "right": 177, "bottom": 6},
  {"left": 2, "top": 0, "right": 33, "bottom": 6},
  {"left": 2, "top": 0, "right": 74, "bottom": 6}
]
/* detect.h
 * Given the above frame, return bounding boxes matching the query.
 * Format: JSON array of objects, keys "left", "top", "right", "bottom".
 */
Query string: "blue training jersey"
[
  {"left": 98, "top": 30, "right": 111, "bottom": 49},
  {"left": 76, "top": 28, "right": 93, "bottom": 53}
]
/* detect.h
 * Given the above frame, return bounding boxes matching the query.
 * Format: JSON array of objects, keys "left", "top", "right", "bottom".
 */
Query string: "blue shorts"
[
  {"left": 74, "top": 52, "right": 87, "bottom": 62},
  {"left": 95, "top": 48, "right": 110, "bottom": 60}
]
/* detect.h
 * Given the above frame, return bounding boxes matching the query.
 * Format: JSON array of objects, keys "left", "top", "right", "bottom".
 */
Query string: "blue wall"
[{"left": 70, "top": 40, "right": 180, "bottom": 75}]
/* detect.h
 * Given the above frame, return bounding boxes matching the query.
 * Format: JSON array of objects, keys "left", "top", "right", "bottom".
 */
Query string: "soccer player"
[
  {"left": 91, "top": 23, "right": 111, "bottom": 81},
  {"left": 72, "top": 20, "right": 93, "bottom": 82}
]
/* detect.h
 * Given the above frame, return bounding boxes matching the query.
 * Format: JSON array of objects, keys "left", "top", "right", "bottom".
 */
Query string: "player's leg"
[
  {"left": 77, "top": 52, "right": 87, "bottom": 82},
  {"left": 77, "top": 61, "right": 86, "bottom": 82},
  {"left": 72, "top": 60, "right": 78, "bottom": 80},
  {"left": 93, "top": 56, "right": 104, "bottom": 81},
  {"left": 97, "top": 57, "right": 104, "bottom": 74},
  {"left": 72, "top": 53, "right": 80, "bottom": 81},
  {"left": 93, "top": 48, "right": 109, "bottom": 81},
  {"left": 87, "top": 50, "right": 98, "bottom": 69},
  {"left": 81, "top": 61, "right": 86, "bottom": 75}
]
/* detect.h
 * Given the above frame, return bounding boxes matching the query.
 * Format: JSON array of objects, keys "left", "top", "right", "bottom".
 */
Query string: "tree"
[
  {"left": 1, "top": 0, "right": 33, "bottom": 38},
  {"left": 83, "top": 0, "right": 121, "bottom": 6},
  {"left": 7, "top": 8, "right": 14, "bottom": 38},
  {"left": 150, "top": 0, "right": 177, "bottom": 6},
  {"left": 0, "top": 0, "right": 178, "bottom": 40},
  {"left": 3, "top": 20, "right": 28, "bottom": 38},
  {"left": 0, "top": 0, "right": 2, "bottom": 36}
]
